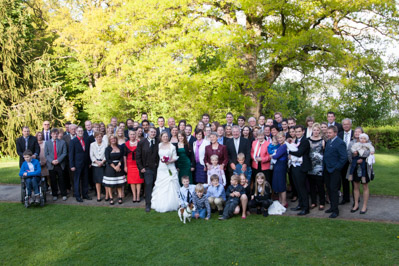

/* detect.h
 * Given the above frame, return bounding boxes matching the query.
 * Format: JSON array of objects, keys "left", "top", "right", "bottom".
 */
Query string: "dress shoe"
[
  {"left": 62, "top": 196, "right": 68, "bottom": 201},
  {"left": 350, "top": 207, "right": 359, "bottom": 213},
  {"left": 263, "top": 210, "right": 269, "bottom": 217},
  {"left": 297, "top": 210, "right": 309, "bottom": 216},
  {"left": 329, "top": 212, "right": 339, "bottom": 218},
  {"left": 290, "top": 206, "right": 302, "bottom": 211},
  {"left": 76, "top": 197, "right": 83, "bottom": 202},
  {"left": 339, "top": 199, "right": 349, "bottom": 205},
  {"left": 325, "top": 208, "right": 333, "bottom": 213},
  {"left": 83, "top": 195, "right": 92, "bottom": 200},
  {"left": 360, "top": 209, "right": 368, "bottom": 214},
  {"left": 145, "top": 206, "right": 151, "bottom": 212},
  {"left": 52, "top": 196, "right": 58, "bottom": 201}
]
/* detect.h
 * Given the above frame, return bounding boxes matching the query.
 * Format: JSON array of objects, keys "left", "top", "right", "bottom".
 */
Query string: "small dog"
[{"left": 178, "top": 203, "right": 195, "bottom": 224}]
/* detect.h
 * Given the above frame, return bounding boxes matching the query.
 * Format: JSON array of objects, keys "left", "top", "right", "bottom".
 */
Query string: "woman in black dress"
[{"left": 103, "top": 135, "right": 126, "bottom": 205}]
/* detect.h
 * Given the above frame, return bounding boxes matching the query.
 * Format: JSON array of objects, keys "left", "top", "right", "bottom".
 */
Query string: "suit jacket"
[
  {"left": 136, "top": 138, "right": 159, "bottom": 171},
  {"left": 226, "top": 137, "right": 251, "bottom": 166},
  {"left": 204, "top": 144, "right": 228, "bottom": 167},
  {"left": 16, "top": 135, "right": 40, "bottom": 167},
  {"left": 156, "top": 127, "right": 171, "bottom": 139},
  {"left": 217, "top": 136, "right": 228, "bottom": 146},
  {"left": 69, "top": 136, "right": 90, "bottom": 170},
  {"left": 250, "top": 140, "right": 271, "bottom": 170},
  {"left": 187, "top": 135, "right": 196, "bottom": 150},
  {"left": 222, "top": 123, "right": 235, "bottom": 128},
  {"left": 323, "top": 137, "right": 348, "bottom": 173},
  {"left": 328, "top": 122, "right": 343, "bottom": 133},
  {"left": 338, "top": 130, "right": 354, "bottom": 149},
  {"left": 42, "top": 130, "right": 52, "bottom": 142},
  {"left": 44, "top": 139, "right": 68, "bottom": 170},
  {"left": 83, "top": 130, "right": 94, "bottom": 139},
  {"left": 288, "top": 136, "right": 311, "bottom": 172}
]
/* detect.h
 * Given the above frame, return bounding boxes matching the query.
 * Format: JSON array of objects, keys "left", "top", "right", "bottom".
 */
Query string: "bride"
[{"left": 151, "top": 132, "right": 181, "bottom": 212}]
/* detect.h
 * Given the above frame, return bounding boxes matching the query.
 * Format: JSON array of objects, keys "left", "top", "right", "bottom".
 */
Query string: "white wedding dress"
[{"left": 151, "top": 143, "right": 181, "bottom": 212}]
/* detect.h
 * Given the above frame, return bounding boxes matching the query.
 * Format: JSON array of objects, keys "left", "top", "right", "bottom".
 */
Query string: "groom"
[{"left": 136, "top": 127, "right": 159, "bottom": 212}]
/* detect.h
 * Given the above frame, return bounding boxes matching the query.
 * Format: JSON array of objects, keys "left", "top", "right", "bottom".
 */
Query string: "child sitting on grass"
[
  {"left": 192, "top": 184, "right": 211, "bottom": 220},
  {"left": 19, "top": 150, "right": 42, "bottom": 204},
  {"left": 234, "top": 153, "right": 252, "bottom": 184},
  {"left": 219, "top": 175, "right": 245, "bottom": 220},
  {"left": 349, "top": 133, "right": 375, "bottom": 183},
  {"left": 206, "top": 174, "right": 226, "bottom": 216},
  {"left": 178, "top": 176, "right": 196, "bottom": 208},
  {"left": 248, "top": 172, "right": 272, "bottom": 217}
]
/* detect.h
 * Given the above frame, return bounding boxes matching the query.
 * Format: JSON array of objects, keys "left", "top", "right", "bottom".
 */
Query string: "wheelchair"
[{"left": 20, "top": 176, "right": 47, "bottom": 208}]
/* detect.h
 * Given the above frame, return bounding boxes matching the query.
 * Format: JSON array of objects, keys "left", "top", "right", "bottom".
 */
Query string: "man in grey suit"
[{"left": 45, "top": 128, "right": 68, "bottom": 201}]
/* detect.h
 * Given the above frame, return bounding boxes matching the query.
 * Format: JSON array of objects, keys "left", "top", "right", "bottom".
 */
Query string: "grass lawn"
[
  {"left": 0, "top": 203, "right": 397, "bottom": 265},
  {"left": 1, "top": 153, "right": 399, "bottom": 196}
]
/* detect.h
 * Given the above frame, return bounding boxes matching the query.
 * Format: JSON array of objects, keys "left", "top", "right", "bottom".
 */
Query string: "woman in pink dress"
[{"left": 124, "top": 130, "right": 143, "bottom": 203}]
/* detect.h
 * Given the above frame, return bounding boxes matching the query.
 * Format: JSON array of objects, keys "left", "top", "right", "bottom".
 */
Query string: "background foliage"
[{"left": 1, "top": 0, "right": 399, "bottom": 156}]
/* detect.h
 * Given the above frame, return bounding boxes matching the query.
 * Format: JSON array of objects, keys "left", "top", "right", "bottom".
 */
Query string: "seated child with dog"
[
  {"left": 178, "top": 176, "right": 196, "bottom": 208},
  {"left": 206, "top": 174, "right": 226, "bottom": 216},
  {"left": 19, "top": 150, "right": 42, "bottom": 204},
  {"left": 192, "top": 184, "right": 211, "bottom": 220},
  {"left": 219, "top": 175, "right": 245, "bottom": 220}
]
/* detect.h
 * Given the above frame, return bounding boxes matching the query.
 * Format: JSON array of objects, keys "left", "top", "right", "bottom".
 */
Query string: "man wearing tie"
[
  {"left": 338, "top": 118, "right": 354, "bottom": 205},
  {"left": 45, "top": 128, "right": 68, "bottom": 201},
  {"left": 136, "top": 127, "right": 159, "bottom": 212},
  {"left": 156, "top": 116, "right": 171, "bottom": 139},
  {"left": 264, "top": 126, "right": 272, "bottom": 142},
  {"left": 223, "top": 112, "right": 234, "bottom": 128},
  {"left": 217, "top": 126, "right": 227, "bottom": 145},
  {"left": 226, "top": 126, "right": 251, "bottom": 183},
  {"left": 327, "top": 111, "right": 343, "bottom": 133},
  {"left": 16, "top": 127, "right": 40, "bottom": 167},
  {"left": 185, "top": 124, "right": 196, "bottom": 149},
  {"left": 323, "top": 126, "right": 348, "bottom": 218},
  {"left": 42, "top": 121, "right": 51, "bottom": 142},
  {"left": 258, "top": 115, "right": 265, "bottom": 130},
  {"left": 69, "top": 126, "right": 92, "bottom": 202},
  {"left": 288, "top": 125, "right": 311, "bottom": 215},
  {"left": 202, "top": 113, "right": 211, "bottom": 127}
]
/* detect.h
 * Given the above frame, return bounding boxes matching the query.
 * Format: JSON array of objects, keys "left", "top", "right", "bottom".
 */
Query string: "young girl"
[
  {"left": 239, "top": 174, "right": 251, "bottom": 219},
  {"left": 349, "top": 133, "right": 375, "bottom": 183},
  {"left": 248, "top": 173, "right": 272, "bottom": 217},
  {"left": 207, "top": 154, "right": 226, "bottom": 186},
  {"left": 267, "top": 136, "right": 280, "bottom": 170}
]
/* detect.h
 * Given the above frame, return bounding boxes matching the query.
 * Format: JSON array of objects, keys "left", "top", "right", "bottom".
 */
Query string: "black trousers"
[
  {"left": 341, "top": 162, "right": 351, "bottom": 202},
  {"left": 292, "top": 167, "right": 309, "bottom": 210},
  {"left": 288, "top": 166, "right": 297, "bottom": 198},
  {"left": 248, "top": 199, "right": 272, "bottom": 210},
  {"left": 144, "top": 169, "right": 156, "bottom": 207},
  {"left": 49, "top": 164, "right": 67, "bottom": 197},
  {"left": 73, "top": 166, "right": 88, "bottom": 198},
  {"left": 223, "top": 198, "right": 240, "bottom": 218},
  {"left": 308, "top": 174, "right": 325, "bottom": 205},
  {"left": 325, "top": 169, "right": 341, "bottom": 214}
]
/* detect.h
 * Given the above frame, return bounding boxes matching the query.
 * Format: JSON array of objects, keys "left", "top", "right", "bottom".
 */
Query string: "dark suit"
[
  {"left": 226, "top": 137, "right": 251, "bottom": 183},
  {"left": 62, "top": 134, "right": 75, "bottom": 190},
  {"left": 289, "top": 136, "right": 311, "bottom": 211},
  {"left": 42, "top": 130, "right": 51, "bottom": 142},
  {"left": 45, "top": 139, "right": 68, "bottom": 197},
  {"left": 187, "top": 135, "right": 196, "bottom": 150},
  {"left": 222, "top": 123, "right": 235, "bottom": 128},
  {"left": 338, "top": 130, "right": 354, "bottom": 202},
  {"left": 83, "top": 130, "right": 94, "bottom": 139},
  {"left": 69, "top": 136, "right": 90, "bottom": 198},
  {"left": 328, "top": 122, "right": 343, "bottom": 133},
  {"left": 16, "top": 135, "right": 40, "bottom": 167},
  {"left": 156, "top": 127, "right": 171, "bottom": 139},
  {"left": 323, "top": 137, "right": 348, "bottom": 214},
  {"left": 136, "top": 138, "right": 159, "bottom": 207}
]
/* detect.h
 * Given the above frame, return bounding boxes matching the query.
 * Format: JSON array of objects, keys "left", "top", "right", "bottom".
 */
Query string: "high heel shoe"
[
  {"left": 360, "top": 209, "right": 367, "bottom": 214},
  {"left": 118, "top": 197, "right": 123, "bottom": 204},
  {"left": 350, "top": 207, "right": 359, "bottom": 213},
  {"left": 110, "top": 198, "right": 114, "bottom": 205}
]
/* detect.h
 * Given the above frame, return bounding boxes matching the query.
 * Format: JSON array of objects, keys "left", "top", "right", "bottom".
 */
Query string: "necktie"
[
  {"left": 46, "top": 132, "right": 49, "bottom": 141},
  {"left": 25, "top": 137, "right": 28, "bottom": 150},
  {"left": 234, "top": 138, "right": 239, "bottom": 154},
  {"left": 344, "top": 132, "right": 349, "bottom": 146},
  {"left": 79, "top": 137, "right": 85, "bottom": 151},
  {"left": 53, "top": 140, "right": 58, "bottom": 160},
  {"left": 187, "top": 189, "right": 191, "bottom": 203},
  {"left": 150, "top": 139, "right": 155, "bottom": 152}
]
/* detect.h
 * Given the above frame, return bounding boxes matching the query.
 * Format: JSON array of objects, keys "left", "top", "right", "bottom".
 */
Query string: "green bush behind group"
[{"left": 1, "top": 0, "right": 398, "bottom": 157}]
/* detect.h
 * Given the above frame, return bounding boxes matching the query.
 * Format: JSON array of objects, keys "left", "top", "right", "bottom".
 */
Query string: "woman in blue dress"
[{"left": 271, "top": 132, "right": 288, "bottom": 207}]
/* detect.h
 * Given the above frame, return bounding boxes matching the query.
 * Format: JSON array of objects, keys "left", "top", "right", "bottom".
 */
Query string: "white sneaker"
[
  {"left": 34, "top": 194, "right": 40, "bottom": 204},
  {"left": 62, "top": 196, "right": 67, "bottom": 201}
]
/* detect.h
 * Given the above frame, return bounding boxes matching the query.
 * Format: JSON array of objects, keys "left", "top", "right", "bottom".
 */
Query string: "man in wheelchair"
[{"left": 19, "top": 150, "right": 42, "bottom": 205}]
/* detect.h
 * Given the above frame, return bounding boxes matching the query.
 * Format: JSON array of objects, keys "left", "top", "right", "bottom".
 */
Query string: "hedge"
[{"left": 365, "top": 126, "right": 399, "bottom": 151}]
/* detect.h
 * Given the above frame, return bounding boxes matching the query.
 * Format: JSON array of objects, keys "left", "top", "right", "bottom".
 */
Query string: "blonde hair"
[
  {"left": 254, "top": 172, "right": 270, "bottom": 196},
  {"left": 239, "top": 174, "right": 247, "bottom": 184},
  {"left": 237, "top": 153, "right": 245, "bottom": 160},
  {"left": 195, "top": 184, "right": 204, "bottom": 193},
  {"left": 312, "top": 122, "right": 321, "bottom": 132},
  {"left": 210, "top": 154, "right": 219, "bottom": 161},
  {"left": 276, "top": 132, "right": 285, "bottom": 139},
  {"left": 210, "top": 174, "right": 219, "bottom": 182},
  {"left": 231, "top": 174, "right": 240, "bottom": 183}
]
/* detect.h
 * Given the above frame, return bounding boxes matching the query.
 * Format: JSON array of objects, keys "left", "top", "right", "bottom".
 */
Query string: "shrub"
[{"left": 365, "top": 126, "right": 399, "bottom": 151}]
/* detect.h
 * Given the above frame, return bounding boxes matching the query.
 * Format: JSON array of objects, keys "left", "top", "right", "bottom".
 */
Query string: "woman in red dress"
[{"left": 124, "top": 130, "right": 143, "bottom": 203}]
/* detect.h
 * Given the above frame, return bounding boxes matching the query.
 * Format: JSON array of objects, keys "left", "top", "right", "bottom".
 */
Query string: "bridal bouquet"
[{"left": 161, "top": 156, "right": 172, "bottom": 176}]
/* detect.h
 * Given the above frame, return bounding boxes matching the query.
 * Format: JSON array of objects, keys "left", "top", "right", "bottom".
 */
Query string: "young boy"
[
  {"left": 219, "top": 175, "right": 245, "bottom": 220},
  {"left": 234, "top": 153, "right": 252, "bottom": 184},
  {"left": 207, "top": 154, "right": 226, "bottom": 186},
  {"left": 206, "top": 174, "right": 226, "bottom": 216},
  {"left": 192, "top": 184, "right": 211, "bottom": 220},
  {"left": 178, "top": 176, "right": 196, "bottom": 208},
  {"left": 267, "top": 136, "right": 280, "bottom": 170},
  {"left": 19, "top": 150, "right": 42, "bottom": 204}
]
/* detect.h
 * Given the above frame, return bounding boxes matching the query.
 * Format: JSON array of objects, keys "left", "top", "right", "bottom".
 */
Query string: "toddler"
[
  {"left": 192, "top": 184, "right": 211, "bottom": 220},
  {"left": 285, "top": 139, "right": 303, "bottom": 167},
  {"left": 207, "top": 154, "right": 226, "bottom": 186},
  {"left": 349, "top": 133, "right": 375, "bottom": 183},
  {"left": 234, "top": 153, "right": 252, "bottom": 184},
  {"left": 267, "top": 136, "right": 280, "bottom": 170}
]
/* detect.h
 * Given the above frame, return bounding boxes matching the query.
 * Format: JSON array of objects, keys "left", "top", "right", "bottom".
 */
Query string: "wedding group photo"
[{"left": 1, "top": 0, "right": 398, "bottom": 265}]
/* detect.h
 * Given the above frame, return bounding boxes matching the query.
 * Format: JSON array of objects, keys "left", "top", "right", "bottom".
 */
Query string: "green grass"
[
  {"left": 1, "top": 153, "right": 399, "bottom": 196},
  {"left": 0, "top": 203, "right": 397, "bottom": 265}
]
